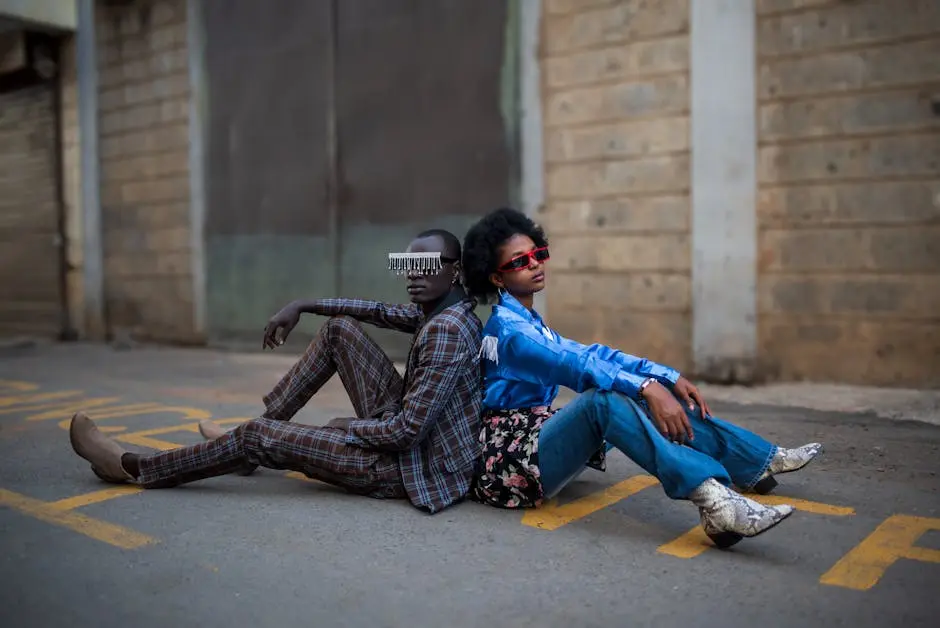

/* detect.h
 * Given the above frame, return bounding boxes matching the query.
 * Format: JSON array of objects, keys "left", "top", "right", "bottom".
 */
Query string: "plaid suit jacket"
[{"left": 317, "top": 293, "right": 483, "bottom": 513}]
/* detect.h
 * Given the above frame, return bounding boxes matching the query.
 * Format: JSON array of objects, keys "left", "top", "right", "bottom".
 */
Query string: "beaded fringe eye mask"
[{"left": 387, "top": 252, "right": 445, "bottom": 276}]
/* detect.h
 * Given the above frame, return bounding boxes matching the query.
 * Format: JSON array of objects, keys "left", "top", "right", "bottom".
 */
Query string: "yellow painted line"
[
  {"left": 114, "top": 418, "right": 251, "bottom": 451},
  {"left": 0, "top": 391, "right": 84, "bottom": 410},
  {"left": 0, "top": 380, "right": 38, "bottom": 392},
  {"left": 19, "top": 397, "right": 122, "bottom": 420},
  {"left": 53, "top": 404, "right": 167, "bottom": 430},
  {"left": 521, "top": 475, "right": 660, "bottom": 531},
  {"left": 49, "top": 486, "right": 144, "bottom": 511},
  {"left": 0, "top": 488, "right": 157, "bottom": 550},
  {"left": 743, "top": 492, "right": 855, "bottom": 517},
  {"left": 820, "top": 514, "right": 940, "bottom": 590},
  {"left": 658, "top": 493, "right": 855, "bottom": 559}
]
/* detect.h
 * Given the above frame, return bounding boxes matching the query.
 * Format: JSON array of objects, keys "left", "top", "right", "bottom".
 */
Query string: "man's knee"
[{"left": 319, "top": 315, "right": 364, "bottom": 345}]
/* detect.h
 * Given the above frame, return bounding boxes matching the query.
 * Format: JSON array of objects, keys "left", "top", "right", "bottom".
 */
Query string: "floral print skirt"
[{"left": 470, "top": 406, "right": 556, "bottom": 509}]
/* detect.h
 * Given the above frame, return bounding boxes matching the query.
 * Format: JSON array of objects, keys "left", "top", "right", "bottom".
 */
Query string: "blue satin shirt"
[{"left": 480, "top": 293, "right": 681, "bottom": 411}]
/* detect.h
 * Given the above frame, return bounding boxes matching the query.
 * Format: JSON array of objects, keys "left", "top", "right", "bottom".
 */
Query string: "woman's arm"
[
  {"left": 494, "top": 325, "right": 650, "bottom": 400},
  {"left": 555, "top": 335, "right": 680, "bottom": 386}
]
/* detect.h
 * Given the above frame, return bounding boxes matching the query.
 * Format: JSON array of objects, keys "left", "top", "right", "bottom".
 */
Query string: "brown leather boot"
[{"left": 69, "top": 412, "right": 135, "bottom": 483}]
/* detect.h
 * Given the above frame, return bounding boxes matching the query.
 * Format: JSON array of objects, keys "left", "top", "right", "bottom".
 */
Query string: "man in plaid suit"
[{"left": 68, "top": 230, "right": 483, "bottom": 514}]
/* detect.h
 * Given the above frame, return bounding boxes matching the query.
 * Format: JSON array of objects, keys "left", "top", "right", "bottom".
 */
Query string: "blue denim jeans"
[{"left": 537, "top": 389, "right": 777, "bottom": 500}]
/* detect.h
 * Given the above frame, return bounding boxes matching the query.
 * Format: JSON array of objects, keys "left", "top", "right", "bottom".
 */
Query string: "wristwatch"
[{"left": 638, "top": 377, "right": 655, "bottom": 398}]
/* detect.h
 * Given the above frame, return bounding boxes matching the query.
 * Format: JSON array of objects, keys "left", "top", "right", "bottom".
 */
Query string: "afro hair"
[{"left": 462, "top": 207, "right": 548, "bottom": 303}]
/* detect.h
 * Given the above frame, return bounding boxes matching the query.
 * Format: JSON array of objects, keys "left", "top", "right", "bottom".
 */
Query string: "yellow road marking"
[
  {"left": 657, "top": 493, "right": 856, "bottom": 558},
  {"left": 0, "top": 391, "right": 84, "bottom": 410},
  {"left": 115, "top": 418, "right": 251, "bottom": 451},
  {"left": 49, "top": 486, "right": 144, "bottom": 511},
  {"left": 0, "top": 488, "right": 157, "bottom": 550},
  {"left": 19, "top": 397, "right": 122, "bottom": 420},
  {"left": 54, "top": 404, "right": 215, "bottom": 432},
  {"left": 820, "top": 514, "right": 940, "bottom": 590},
  {"left": 521, "top": 475, "right": 660, "bottom": 531},
  {"left": 0, "top": 380, "right": 38, "bottom": 392}
]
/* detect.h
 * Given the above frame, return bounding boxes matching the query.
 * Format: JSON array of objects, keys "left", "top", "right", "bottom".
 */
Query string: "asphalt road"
[{"left": 1, "top": 343, "right": 938, "bottom": 628}]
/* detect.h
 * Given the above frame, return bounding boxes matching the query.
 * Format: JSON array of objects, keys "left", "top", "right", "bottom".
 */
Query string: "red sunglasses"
[{"left": 498, "top": 246, "right": 550, "bottom": 272}]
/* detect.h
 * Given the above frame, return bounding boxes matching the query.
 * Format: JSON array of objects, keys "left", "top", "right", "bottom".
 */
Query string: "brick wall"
[
  {"left": 539, "top": 0, "right": 692, "bottom": 371},
  {"left": 96, "top": 0, "right": 196, "bottom": 343},
  {"left": 756, "top": 0, "right": 940, "bottom": 387}
]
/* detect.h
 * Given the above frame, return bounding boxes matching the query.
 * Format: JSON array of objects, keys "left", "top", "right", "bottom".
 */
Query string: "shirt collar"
[
  {"left": 497, "top": 292, "right": 546, "bottom": 327},
  {"left": 420, "top": 285, "right": 469, "bottom": 324}
]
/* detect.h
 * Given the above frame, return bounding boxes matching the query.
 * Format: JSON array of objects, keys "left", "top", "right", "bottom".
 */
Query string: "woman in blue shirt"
[{"left": 463, "top": 208, "right": 823, "bottom": 549}]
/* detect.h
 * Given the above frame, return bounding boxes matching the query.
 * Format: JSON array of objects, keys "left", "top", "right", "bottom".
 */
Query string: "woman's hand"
[
  {"left": 641, "top": 380, "right": 694, "bottom": 443},
  {"left": 672, "top": 376, "right": 711, "bottom": 418}
]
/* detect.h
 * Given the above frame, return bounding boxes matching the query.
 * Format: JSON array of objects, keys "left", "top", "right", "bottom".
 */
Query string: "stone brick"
[
  {"left": 543, "top": 0, "right": 688, "bottom": 54},
  {"left": 106, "top": 151, "right": 190, "bottom": 183},
  {"left": 547, "top": 154, "right": 690, "bottom": 198},
  {"left": 541, "top": 195, "right": 689, "bottom": 233},
  {"left": 758, "top": 180, "right": 940, "bottom": 228},
  {"left": 756, "top": 0, "right": 841, "bottom": 15},
  {"left": 546, "top": 115, "right": 688, "bottom": 162},
  {"left": 759, "top": 38, "right": 940, "bottom": 100},
  {"left": 760, "top": 225, "right": 940, "bottom": 272},
  {"left": 148, "top": 23, "right": 186, "bottom": 54},
  {"left": 101, "top": 203, "right": 189, "bottom": 232},
  {"left": 758, "top": 0, "right": 940, "bottom": 57},
  {"left": 758, "top": 315, "right": 940, "bottom": 387},
  {"left": 150, "top": 0, "right": 185, "bottom": 27},
  {"left": 759, "top": 89, "right": 940, "bottom": 141},
  {"left": 119, "top": 176, "right": 190, "bottom": 206},
  {"left": 122, "top": 73, "right": 189, "bottom": 108},
  {"left": 551, "top": 233, "right": 690, "bottom": 272},
  {"left": 100, "top": 122, "right": 189, "bottom": 160},
  {"left": 106, "top": 275, "right": 194, "bottom": 333},
  {"left": 544, "top": 0, "right": 620, "bottom": 15},
  {"left": 758, "top": 134, "right": 940, "bottom": 183},
  {"left": 759, "top": 274, "right": 940, "bottom": 317},
  {"left": 544, "top": 36, "right": 688, "bottom": 89},
  {"left": 106, "top": 250, "right": 191, "bottom": 277},
  {"left": 145, "top": 226, "right": 191, "bottom": 252},
  {"left": 99, "top": 86, "right": 125, "bottom": 112},
  {"left": 550, "top": 270, "right": 691, "bottom": 311},
  {"left": 545, "top": 74, "right": 688, "bottom": 126}
]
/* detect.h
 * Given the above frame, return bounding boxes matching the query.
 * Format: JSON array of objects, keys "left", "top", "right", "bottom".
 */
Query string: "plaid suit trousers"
[{"left": 137, "top": 316, "right": 407, "bottom": 498}]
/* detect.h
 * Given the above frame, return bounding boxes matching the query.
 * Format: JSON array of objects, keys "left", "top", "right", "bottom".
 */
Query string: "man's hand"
[
  {"left": 641, "top": 380, "right": 694, "bottom": 443},
  {"left": 263, "top": 302, "right": 302, "bottom": 350},
  {"left": 672, "top": 375, "right": 711, "bottom": 418},
  {"left": 325, "top": 417, "right": 353, "bottom": 431}
]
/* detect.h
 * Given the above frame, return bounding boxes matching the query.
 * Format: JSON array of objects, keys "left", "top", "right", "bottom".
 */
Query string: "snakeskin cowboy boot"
[
  {"left": 752, "top": 443, "right": 825, "bottom": 495},
  {"left": 689, "top": 478, "right": 794, "bottom": 549}
]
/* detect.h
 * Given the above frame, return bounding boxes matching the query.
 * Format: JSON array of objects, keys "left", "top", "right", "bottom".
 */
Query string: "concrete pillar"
[
  {"left": 77, "top": 0, "right": 104, "bottom": 339},
  {"left": 518, "top": 0, "right": 546, "bottom": 316},
  {"left": 187, "top": 0, "right": 207, "bottom": 337},
  {"left": 690, "top": 0, "right": 758, "bottom": 382}
]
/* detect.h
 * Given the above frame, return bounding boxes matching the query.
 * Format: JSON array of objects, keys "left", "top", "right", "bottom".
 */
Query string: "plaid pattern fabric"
[
  {"left": 136, "top": 418, "right": 405, "bottom": 497},
  {"left": 137, "top": 295, "right": 483, "bottom": 514}
]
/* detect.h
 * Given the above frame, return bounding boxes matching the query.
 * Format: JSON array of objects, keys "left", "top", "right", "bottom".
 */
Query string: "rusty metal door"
[
  {"left": 0, "top": 81, "right": 66, "bottom": 339},
  {"left": 334, "top": 0, "right": 513, "bottom": 357},
  {"left": 202, "top": 0, "right": 336, "bottom": 348},
  {"left": 202, "top": 0, "right": 515, "bottom": 356}
]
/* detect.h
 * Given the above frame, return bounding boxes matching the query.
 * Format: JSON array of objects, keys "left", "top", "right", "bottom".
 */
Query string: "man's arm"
[
  {"left": 342, "top": 320, "right": 469, "bottom": 451},
  {"left": 294, "top": 298, "right": 422, "bottom": 333}
]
